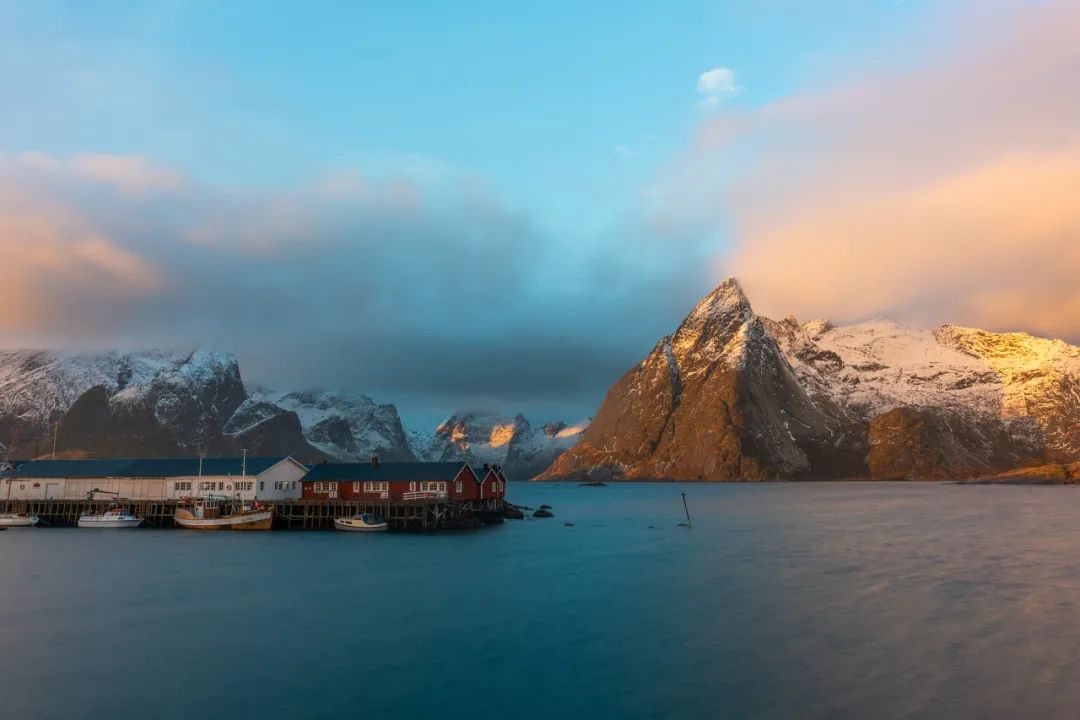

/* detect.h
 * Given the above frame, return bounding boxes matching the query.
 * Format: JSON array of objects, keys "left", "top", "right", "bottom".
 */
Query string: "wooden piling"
[{"left": 5, "top": 497, "right": 505, "bottom": 531}]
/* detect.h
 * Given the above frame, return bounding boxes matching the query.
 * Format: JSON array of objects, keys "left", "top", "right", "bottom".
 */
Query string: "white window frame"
[{"left": 455, "top": 480, "right": 463, "bottom": 494}]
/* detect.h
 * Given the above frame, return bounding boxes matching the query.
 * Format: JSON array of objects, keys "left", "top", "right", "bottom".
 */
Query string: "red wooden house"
[
  {"left": 301, "top": 460, "right": 485, "bottom": 502},
  {"left": 473, "top": 463, "right": 507, "bottom": 501}
]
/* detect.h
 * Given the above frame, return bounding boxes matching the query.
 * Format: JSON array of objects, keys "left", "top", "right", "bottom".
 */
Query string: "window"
[
  {"left": 175, "top": 481, "right": 191, "bottom": 492},
  {"left": 363, "top": 481, "right": 388, "bottom": 492},
  {"left": 419, "top": 481, "right": 447, "bottom": 493},
  {"left": 314, "top": 482, "right": 326, "bottom": 493},
  {"left": 217, "top": 481, "right": 224, "bottom": 491},
  {"left": 353, "top": 482, "right": 360, "bottom": 493},
  {"left": 259, "top": 481, "right": 264, "bottom": 491},
  {"left": 409, "top": 482, "right": 416, "bottom": 492},
  {"left": 455, "top": 481, "right": 463, "bottom": 494}
]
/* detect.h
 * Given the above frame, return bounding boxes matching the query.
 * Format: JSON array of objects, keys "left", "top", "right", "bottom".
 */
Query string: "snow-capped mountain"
[
  {"left": 411, "top": 412, "right": 586, "bottom": 479},
  {"left": 0, "top": 349, "right": 253, "bottom": 453},
  {"left": 244, "top": 388, "right": 415, "bottom": 461},
  {"left": 539, "top": 278, "right": 1078, "bottom": 481},
  {"left": 0, "top": 350, "right": 407, "bottom": 462}
]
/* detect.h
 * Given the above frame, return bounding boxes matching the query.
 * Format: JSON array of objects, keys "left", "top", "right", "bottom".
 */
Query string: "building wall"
[
  {"left": 302, "top": 466, "right": 478, "bottom": 501},
  {"left": 253, "top": 459, "right": 307, "bottom": 500},
  {"left": 3, "top": 459, "right": 308, "bottom": 501}
]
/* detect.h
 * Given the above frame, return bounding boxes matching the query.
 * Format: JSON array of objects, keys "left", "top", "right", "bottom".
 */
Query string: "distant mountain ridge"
[
  {"left": 410, "top": 412, "right": 586, "bottom": 479},
  {"left": 0, "top": 350, "right": 581, "bottom": 477},
  {"left": 538, "top": 278, "right": 1080, "bottom": 481},
  {"left": 0, "top": 350, "right": 408, "bottom": 463}
]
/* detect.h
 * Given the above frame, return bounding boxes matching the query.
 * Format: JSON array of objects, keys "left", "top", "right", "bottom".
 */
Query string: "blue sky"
[
  {"left": 4, "top": 0, "right": 1076, "bottom": 429},
  {"left": 1, "top": 0, "right": 927, "bottom": 229}
]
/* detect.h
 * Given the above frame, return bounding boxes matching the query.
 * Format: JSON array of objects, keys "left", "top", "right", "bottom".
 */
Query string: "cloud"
[
  {"left": 0, "top": 150, "right": 713, "bottom": 420},
  {"left": 17, "top": 151, "right": 185, "bottom": 194},
  {"left": 662, "top": 0, "right": 1080, "bottom": 341},
  {"left": 0, "top": 180, "right": 164, "bottom": 334},
  {"left": 696, "top": 67, "right": 740, "bottom": 106}
]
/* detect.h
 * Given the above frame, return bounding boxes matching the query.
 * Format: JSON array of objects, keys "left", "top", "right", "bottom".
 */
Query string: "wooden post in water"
[{"left": 681, "top": 492, "right": 692, "bottom": 529}]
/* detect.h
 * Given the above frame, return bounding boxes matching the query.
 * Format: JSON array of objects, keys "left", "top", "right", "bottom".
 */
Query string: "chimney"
[{"left": 371, "top": 454, "right": 380, "bottom": 468}]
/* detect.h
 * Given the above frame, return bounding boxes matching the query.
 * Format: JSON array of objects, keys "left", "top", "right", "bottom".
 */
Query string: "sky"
[{"left": 1, "top": 0, "right": 1077, "bottom": 429}]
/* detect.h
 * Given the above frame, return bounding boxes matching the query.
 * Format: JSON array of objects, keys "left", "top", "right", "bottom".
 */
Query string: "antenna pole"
[{"left": 681, "top": 492, "right": 692, "bottom": 529}]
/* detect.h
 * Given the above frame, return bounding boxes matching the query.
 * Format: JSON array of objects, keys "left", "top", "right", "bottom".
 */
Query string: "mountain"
[
  {"left": 411, "top": 412, "right": 586, "bottom": 479},
  {"left": 244, "top": 389, "right": 416, "bottom": 462},
  {"left": 0, "top": 350, "right": 407, "bottom": 463},
  {"left": 538, "top": 278, "right": 1075, "bottom": 481}
]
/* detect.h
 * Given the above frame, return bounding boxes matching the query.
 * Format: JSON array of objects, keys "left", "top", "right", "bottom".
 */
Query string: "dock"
[{"left": 2, "top": 497, "right": 506, "bottom": 531}]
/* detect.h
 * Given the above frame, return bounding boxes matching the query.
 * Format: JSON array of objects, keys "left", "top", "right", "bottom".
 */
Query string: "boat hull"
[
  {"left": 174, "top": 508, "right": 273, "bottom": 531},
  {"left": 77, "top": 517, "right": 143, "bottom": 529},
  {"left": 334, "top": 518, "right": 388, "bottom": 533},
  {"left": 0, "top": 514, "right": 39, "bottom": 527}
]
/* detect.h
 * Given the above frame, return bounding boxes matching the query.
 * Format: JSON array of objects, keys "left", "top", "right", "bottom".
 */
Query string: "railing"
[{"left": 402, "top": 491, "right": 448, "bottom": 501}]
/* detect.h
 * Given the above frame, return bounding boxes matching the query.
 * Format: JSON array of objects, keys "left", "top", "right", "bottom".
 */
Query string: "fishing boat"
[
  {"left": 174, "top": 496, "right": 273, "bottom": 531},
  {"left": 334, "top": 514, "right": 388, "bottom": 532},
  {"left": 0, "top": 512, "right": 39, "bottom": 527},
  {"left": 78, "top": 507, "right": 144, "bottom": 528}
]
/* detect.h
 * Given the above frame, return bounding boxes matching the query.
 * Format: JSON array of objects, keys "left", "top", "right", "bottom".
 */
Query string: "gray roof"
[
  {"left": 14, "top": 457, "right": 298, "bottom": 479},
  {"left": 302, "top": 462, "right": 476, "bottom": 483}
]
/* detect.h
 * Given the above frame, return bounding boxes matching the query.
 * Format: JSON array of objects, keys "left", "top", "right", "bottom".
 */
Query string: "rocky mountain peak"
[
  {"left": 540, "top": 282, "right": 1080, "bottom": 482},
  {"left": 670, "top": 277, "right": 759, "bottom": 371}
]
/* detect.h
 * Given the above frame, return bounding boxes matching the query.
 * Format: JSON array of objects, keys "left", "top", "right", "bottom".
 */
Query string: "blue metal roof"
[
  {"left": 14, "top": 457, "right": 298, "bottom": 479},
  {"left": 302, "top": 462, "right": 475, "bottom": 483}
]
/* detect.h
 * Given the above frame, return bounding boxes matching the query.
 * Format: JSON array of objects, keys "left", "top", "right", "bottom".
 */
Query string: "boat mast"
[{"left": 3, "top": 426, "right": 18, "bottom": 513}]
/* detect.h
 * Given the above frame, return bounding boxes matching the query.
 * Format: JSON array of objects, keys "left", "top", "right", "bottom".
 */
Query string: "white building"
[{"left": 5, "top": 456, "right": 308, "bottom": 502}]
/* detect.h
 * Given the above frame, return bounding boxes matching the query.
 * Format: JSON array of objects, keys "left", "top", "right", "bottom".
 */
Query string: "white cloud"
[{"left": 696, "top": 67, "right": 740, "bottom": 106}]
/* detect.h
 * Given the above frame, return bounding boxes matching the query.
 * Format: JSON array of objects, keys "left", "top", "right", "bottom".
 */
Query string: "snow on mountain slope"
[
  {"left": 0, "top": 349, "right": 187, "bottom": 427},
  {"left": 780, "top": 319, "right": 1005, "bottom": 419},
  {"left": 542, "top": 278, "right": 1080, "bottom": 481},
  {"left": 253, "top": 388, "right": 415, "bottom": 461},
  {"left": 0, "top": 349, "right": 245, "bottom": 440},
  {"left": 768, "top": 317, "right": 1080, "bottom": 459},
  {"left": 412, "top": 412, "right": 586, "bottom": 479}
]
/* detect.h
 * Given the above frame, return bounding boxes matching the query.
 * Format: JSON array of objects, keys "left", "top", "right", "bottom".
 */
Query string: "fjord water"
[{"left": 4, "top": 483, "right": 1080, "bottom": 719}]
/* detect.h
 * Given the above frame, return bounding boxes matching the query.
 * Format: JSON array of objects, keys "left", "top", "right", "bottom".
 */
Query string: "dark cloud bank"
[{"left": 0, "top": 154, "right": 720, "bottom": 423}]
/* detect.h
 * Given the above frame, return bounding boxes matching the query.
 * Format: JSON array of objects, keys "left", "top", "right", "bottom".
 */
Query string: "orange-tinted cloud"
[
  {"left": 0, "top": 185, "right": 163, "bottom": 333},
  {"left": 667, "top": 0, "right": 1080, "bottom": 339},
  {"left": 18, "top": 151, "right": 185, "bottom": 194}
]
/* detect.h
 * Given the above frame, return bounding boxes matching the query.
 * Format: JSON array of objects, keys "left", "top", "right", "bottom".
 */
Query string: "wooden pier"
[{"left": 1, "top": 497, "right": 506, "bottom": 531}]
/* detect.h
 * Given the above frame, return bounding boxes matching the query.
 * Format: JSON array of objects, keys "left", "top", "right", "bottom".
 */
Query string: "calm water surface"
[{"left": 4, "top": 482, "right": 1080, "bottom": 719}]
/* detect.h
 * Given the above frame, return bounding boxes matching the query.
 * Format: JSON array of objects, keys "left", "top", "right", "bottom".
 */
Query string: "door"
[{"left": 45, "top": 483, "right": 60, "bottom": 499}]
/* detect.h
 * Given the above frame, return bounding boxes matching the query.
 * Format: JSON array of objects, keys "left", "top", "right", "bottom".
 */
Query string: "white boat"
[
  {"left": 334, "top": 514, "right": 388, "bottom": 532},
  {"left": 0, "top": 513, "right": 39, "bottom": 527},
  {"left": 174, "top": 497, "right": 273, "bottom": 531},
  {"left": 78, "top": 507, "right": 144, "bottom": 529}
]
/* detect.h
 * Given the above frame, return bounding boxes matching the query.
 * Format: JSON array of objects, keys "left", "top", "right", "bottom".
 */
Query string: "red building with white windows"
[{"left": 300, "top": 459, "right": 505, "bottom": 502}]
